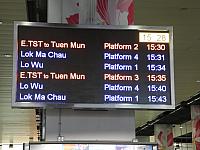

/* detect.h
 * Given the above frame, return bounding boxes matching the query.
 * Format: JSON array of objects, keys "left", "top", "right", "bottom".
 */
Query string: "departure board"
[{"left": 12, "top": 22, "right": 175, "bottom": 109}]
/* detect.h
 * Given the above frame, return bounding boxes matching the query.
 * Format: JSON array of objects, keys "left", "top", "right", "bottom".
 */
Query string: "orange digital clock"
[{"left": 139, "top": 32, "right": 169, "bottom": 43}]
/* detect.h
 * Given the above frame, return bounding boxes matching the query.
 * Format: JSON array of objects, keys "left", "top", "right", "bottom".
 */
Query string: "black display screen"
[{"left": 12, "top": 22, "right": 175, "bottom": 109}]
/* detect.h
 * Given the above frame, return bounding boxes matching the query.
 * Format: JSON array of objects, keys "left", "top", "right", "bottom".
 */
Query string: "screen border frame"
[
  {"left": 28, "top": 141, "right": 158, "bottom": 150},
  {"left": 12, "top": 21, "right": 175, "bottom": 110}
]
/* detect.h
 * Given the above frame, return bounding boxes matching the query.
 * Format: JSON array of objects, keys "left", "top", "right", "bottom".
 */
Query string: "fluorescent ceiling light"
[
  {"left": 4, "top": 54, "right": 12, "bottom": 57},
  {"left": 0, "top": 21, "right": 2, "bottom": 24}
]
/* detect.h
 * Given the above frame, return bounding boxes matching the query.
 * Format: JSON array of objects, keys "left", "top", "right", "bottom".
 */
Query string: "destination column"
[{"left": 17, "top": 39, "right": 87, "bottom": 103}]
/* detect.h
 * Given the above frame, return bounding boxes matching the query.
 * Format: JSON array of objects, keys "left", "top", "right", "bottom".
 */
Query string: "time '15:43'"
[{"left": 148, "top": 96, "right": 167, "bottom": 103}]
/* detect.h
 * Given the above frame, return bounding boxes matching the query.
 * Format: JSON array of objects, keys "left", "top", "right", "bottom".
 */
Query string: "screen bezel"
[
  {"left": 12, "top": 21, "right": 175, "bottom": 110},
  {"left": 28, "top": 141, "right": 158, "bottom": 150}
]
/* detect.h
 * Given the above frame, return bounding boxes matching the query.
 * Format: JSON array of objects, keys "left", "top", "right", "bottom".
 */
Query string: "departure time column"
[{"left": 139, "top": 32, "right": 171, "bottom": 104}]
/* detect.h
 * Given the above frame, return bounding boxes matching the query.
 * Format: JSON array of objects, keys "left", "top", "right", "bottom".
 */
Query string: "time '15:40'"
[{"left": 148, "top": 85, "right": 167, "bottom": 92}]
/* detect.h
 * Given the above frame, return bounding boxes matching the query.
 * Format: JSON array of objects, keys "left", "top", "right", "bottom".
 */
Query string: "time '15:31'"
[{"left": 147, "top": 54, "right": 165, "bottom": 61}]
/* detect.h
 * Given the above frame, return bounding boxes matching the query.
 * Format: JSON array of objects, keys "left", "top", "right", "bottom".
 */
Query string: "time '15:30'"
[{"left": 147, "top": 44, "right": 166, "bottom": 51}]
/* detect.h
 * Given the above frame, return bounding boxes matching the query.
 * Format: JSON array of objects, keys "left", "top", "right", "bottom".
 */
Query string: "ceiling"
[
  {"left": 134, "top": 0, "right": 200, "bottom": 127},
  {"left": 0, "top": 0, "right": 200, "bottom": 144},
  {"left": 136, "top": 92, "right": 200, "bottom": 136}
]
